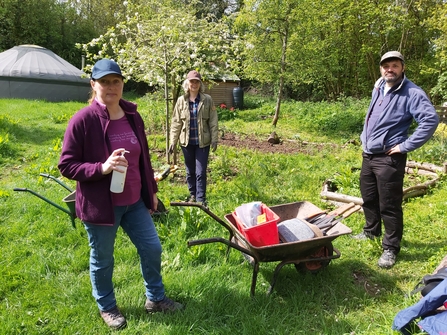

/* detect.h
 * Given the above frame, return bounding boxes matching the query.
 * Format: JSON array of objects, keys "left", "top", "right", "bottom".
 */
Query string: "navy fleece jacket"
[{"left": 361, "top": 75, "right": 439, "bottom": 154}]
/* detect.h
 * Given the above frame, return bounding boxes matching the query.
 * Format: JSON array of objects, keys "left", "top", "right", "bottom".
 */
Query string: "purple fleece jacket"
[{"left": 58, "top": 99, "right": 158, "bottom": 225}]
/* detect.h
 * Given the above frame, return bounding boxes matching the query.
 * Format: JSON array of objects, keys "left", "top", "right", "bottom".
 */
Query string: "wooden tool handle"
[
  {"left": 328, "top": 202, "right": 355, "bottom": 216},
  {"left": 301, "top": 210, "right": 327, "bottom": 221},
  {"left": 341, "top": 204, "right": 362, "bottom": 218}
]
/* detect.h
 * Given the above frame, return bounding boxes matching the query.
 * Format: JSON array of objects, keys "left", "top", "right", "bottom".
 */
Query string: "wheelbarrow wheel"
[{"left": 295, "top": 243, "right": 334, "bottom": 274}]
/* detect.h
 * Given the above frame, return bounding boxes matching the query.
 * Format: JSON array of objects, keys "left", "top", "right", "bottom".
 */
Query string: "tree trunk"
[
  {"left": 272, "top": 22, "right": 289, "bottom": 127},
  {"left": 163, "top": 56, "right": 173, "bottom": 164}
]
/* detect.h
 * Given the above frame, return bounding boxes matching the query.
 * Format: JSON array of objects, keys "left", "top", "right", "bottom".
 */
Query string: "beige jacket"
[{"left": 170, "top": 93, "right": 218, "bottom": 148}]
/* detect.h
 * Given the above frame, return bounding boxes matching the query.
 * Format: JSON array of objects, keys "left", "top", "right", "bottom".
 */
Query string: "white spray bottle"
[{"left": 110, "top": 150, "right": 130, "bottom": 193}]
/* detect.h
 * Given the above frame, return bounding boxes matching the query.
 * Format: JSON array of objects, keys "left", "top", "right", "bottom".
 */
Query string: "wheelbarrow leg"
[
  {"left": 267, "top": 245, "right": 342, "bottom": 295},
  {"left": 250, "top": 261, "right": 260, "bottom": 297},
  {"left": 226, "top": 232, "right": 235, "bottom": 259},
  {"left": 267, "top": 260, "right": 295, "bottom": 295}
]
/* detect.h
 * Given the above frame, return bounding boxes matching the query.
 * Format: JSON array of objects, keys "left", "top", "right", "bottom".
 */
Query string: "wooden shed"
[{"left": 204, "top": 72, "right": 240, "bottom": 108}]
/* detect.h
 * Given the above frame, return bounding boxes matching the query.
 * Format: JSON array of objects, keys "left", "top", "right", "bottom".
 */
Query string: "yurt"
[{"left": 0, "top": 45, "right": 90, "bottom": 102}]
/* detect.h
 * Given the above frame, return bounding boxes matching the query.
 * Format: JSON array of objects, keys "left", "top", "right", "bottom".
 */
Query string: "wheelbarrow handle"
[
  {"left": 13, "top": 187, "right": 75, "bottom": 221},
  {"left": 39, "top": 173, "right": 73, "bottom": 192},
  {"left": 187, "top": 237, "right": 256, "bottom": 258},
  {"left": 170, "top": 201, "right": 234, "bottom": 237}
]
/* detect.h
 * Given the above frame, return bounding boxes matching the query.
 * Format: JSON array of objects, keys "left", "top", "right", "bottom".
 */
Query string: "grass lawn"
[{"left": 0, "top": 95, "right": 446, "bottom": 334}]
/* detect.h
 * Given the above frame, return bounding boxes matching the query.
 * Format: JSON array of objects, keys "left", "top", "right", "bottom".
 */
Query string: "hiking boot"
[
  {"left": 100, "top": 306, "right": 127, "bottom": 330},
  {"left": 145, "top": 296, "right": 184, "bottom": 313},
  {"left": 351, "top": 231, "right": 376, "bottom": 240},
  {"left": 186, "top": 195, "right": 196, "bottom": 202},
  {"left": 378, "top": 249, "right": 397, "bottom": 268}
]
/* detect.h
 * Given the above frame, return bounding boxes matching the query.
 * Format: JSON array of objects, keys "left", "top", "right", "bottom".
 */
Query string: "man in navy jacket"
[{"left": 354, "top": 51, "right": 439, "bottom": 268}]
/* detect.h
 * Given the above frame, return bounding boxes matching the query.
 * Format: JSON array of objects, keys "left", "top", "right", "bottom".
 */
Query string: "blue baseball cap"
[{"left": 91, "top": 59, "right": 124, "bottom": 79}]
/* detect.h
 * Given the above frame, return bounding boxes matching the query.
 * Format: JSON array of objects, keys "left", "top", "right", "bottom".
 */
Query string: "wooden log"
[
  {"left": 403, "top": 189, "right": 427, "bottom": 200},
  {"left": 321, "top": 161, "right": 443, "bottom": 204},
  {"left": 320, "top": 190, "right": 364, "bottom": 206},
  {"left": 406, "top": 160, "right": 445, "bottom": 173},
  {"left": 403, "top": 177, "right": 439, "bottom": 194},
  {"left": 404, "top": 167, "right": 438, "bottom": 177},
  {"left": 267, "top": 131, "right": 280, "bottom": 144}
]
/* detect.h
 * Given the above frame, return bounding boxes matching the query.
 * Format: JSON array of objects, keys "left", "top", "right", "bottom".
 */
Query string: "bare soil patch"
[
  {"left": 352, "top": 270, "right": 383, "bottom": 297},
  {"left": 219, "top": 132, "right": 338, "bottom": 155}
]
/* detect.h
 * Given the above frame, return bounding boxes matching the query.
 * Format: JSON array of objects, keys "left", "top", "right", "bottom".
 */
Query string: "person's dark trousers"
[
  {"left": 360, "top": 152, "right": 407, "bottom": 254},
  {"left": 181, "top": 144, "right": 210, "bottom": 202}
]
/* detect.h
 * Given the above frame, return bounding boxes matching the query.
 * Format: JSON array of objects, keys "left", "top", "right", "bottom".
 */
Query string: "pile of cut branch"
[{"left": 320, "top": 161, "right": 446, "bottom": 208}]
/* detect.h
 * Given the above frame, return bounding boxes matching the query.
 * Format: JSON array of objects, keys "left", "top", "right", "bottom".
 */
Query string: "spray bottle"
[{"left": 110, "top": 150, "right": 130, "bottom": 193}]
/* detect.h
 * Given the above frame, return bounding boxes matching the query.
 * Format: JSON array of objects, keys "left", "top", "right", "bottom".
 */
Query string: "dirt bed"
[{"left": 219, "top": 132, "right": 337, "bottom": 155}]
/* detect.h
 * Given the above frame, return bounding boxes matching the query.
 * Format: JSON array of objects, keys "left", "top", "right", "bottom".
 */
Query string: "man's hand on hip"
[{"left": 386, "top": 144, "right": 401, "bottom": 155}]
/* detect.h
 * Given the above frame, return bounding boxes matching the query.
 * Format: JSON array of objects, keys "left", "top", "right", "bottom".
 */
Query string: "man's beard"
[{"left": 384, "top": 72, "right": 402, "bottom": 85}]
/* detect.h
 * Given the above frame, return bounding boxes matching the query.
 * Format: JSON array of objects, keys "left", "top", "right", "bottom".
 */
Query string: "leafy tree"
[
  {"left": 79, "top": 0, "right": 235, "bottom": 160},
  {"left": 0, "top": 0, "right": 138, "bottom": 66},
  {"left": 0, "top": 0, "right": 99, "bottom": 66},
  {"left": 180, "top": 0, "right": 242, "bottom": 19},
  {"left": 0, "top": 0, "right": 60, "bottom": 50},
  {"left": 234, "top": 0, "right": 300, "bottom": 126},
  {"left": 65, "top": 0, "right": 130, "bottom": 33},
  {"left": 426, "top": 1, "right": 447, "bottom": 104},
  {"left": 234, "top": 0, "right": 441, "bottom": 118},
  {"left": 0, "top": 0, "right": 443, "bottom": 107}
]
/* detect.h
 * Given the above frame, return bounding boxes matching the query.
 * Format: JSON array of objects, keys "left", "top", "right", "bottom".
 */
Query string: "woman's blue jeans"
[{"left": 83, "top": 198, "right": 165, "bottom": 311}]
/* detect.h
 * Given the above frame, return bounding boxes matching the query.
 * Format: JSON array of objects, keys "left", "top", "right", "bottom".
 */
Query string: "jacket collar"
[
  {"left": 374, "top": 73, "right": 407, "bottom": 92},
  {"left": 92, "top": 99, "right": 137, "bottom": 118},
  {"left": 184, "top": 92, "right": 204, "bottom": 101}
]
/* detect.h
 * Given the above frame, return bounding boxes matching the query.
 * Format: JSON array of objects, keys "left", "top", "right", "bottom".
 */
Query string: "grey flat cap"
[{"left": 380, "top": 51, "right": 405, "bottom": 64}]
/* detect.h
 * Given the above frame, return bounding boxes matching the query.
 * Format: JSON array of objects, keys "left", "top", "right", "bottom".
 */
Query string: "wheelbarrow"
[
  {"left": 13, "top": 166, "right": 179, "bottom": 227},
  {"left": 170, "top": 201, "right": 356, "bottom": 296},
  {"left": 14, "top": 173, "right": 77, "bottom": 227}
]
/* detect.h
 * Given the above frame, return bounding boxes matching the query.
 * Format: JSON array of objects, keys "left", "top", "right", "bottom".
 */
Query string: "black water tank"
[{"left": 232, "top": 86, "right": 244, "bottom": 109}]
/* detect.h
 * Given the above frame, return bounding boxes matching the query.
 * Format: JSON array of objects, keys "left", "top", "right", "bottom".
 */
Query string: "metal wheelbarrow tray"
[{"left": 171, "top": 201, "right": 353, "bottom": 296}]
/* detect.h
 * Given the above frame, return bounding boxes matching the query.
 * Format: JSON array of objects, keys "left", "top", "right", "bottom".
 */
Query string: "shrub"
[{"left": 216, "top": 103, "right": 238, "bottom": 121}]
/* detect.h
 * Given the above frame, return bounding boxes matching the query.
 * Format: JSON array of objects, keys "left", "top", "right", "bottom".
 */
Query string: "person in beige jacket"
[{"left": 170, "top": 70, "right": 218, "bottom": 206}]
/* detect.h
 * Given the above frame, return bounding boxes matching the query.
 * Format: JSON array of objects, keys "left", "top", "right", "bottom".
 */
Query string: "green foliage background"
[{"left": 2, "top": 0, "right": 447, "bottom": 102}]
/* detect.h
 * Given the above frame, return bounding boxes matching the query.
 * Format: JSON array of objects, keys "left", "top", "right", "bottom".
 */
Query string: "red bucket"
[{"left": 233, "top": 204, "right": 280, "bottom": 247}]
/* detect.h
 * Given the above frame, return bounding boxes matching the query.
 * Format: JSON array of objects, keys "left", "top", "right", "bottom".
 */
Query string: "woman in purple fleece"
[{"left": 58, "top": 59, "right": 182, "bottom": 330}]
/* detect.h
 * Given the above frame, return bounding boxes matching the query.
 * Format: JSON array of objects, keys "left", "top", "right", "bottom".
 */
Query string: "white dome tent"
[{"left": 0, "top": 45, "right": 90, "bottom": 102}]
